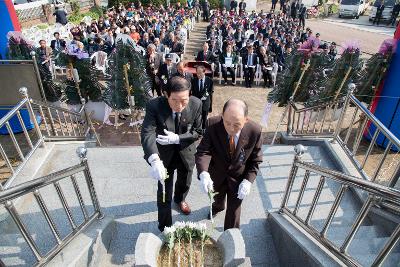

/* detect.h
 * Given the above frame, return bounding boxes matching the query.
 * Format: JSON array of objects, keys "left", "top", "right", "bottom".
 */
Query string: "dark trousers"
[
  {"left": 262, "top": 69, "right": 273, "bottom": 87},
  {"left": 212, "top": 180, "right": 243, "bottom": 230},
  {"left": 389, "top": 12, "right": 399, "bottom": 25},
  {"left": 222, "top": 66, "right": 236, "bottom": 83},
  {"left": 299, "top": 16, "right": 305, "bottom": 29},
  {"left": 203, "top": 10, "right": 209, "bottom": 21},
  {"left": 373, "top": 13, "right": 382, "bottom": 25},
  {"left": 244, "top": 67, "right": 255, "bottom": 87},
  {"left": 271, "top": 1, "right": 277, "bottom": 10},
  {"left": 157, "top": 151, "right": 192, "bottom": 231},
  {"left": 201, "top": 110, "right": 208, "bottom": 129}
]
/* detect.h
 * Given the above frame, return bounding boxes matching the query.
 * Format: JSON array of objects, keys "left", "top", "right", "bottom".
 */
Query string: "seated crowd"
[
  {"left": 193, "top": 5, "right": 338, "bottom": 88},
  {"left": 37, "top": 1, "right": 196, "bottom": 68}
]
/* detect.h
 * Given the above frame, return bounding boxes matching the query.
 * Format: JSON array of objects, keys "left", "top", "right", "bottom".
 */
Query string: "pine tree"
[
  {"left": 74, "top": 58, "right": 105, "bottom": 102},
  {"left": 37, "top": 63, "right": 63, "bottom": 102},
  {"left": 306, "top": 49, "right": 363, "bottom": 106},
  {"left": 267, "top": 50, "right": 304, "bottom": 106},
  {"left": 103, "top": 38, "right": 152, "bottom": 110},
  {"left": 354, "top": 52, "right": 392, "bottom": 104}
]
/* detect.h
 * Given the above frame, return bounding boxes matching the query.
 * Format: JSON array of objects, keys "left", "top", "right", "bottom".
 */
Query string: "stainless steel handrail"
[
  {"left": 0, "top": 88, "right": 45, "bottom": 190},
  {"left": 0, "top": 98, "right": 29, "bottom": 127},
  {"left": 348, "top": 95, "right": 400, "bottom": 148},
  {"left": 0, "top": 87, "right": 101, "bottom": 189},
  {"left": 281, "top": 145, "right": 400, "bottom": 267},
  {"left": 0, "top": 147, "right": 103, "bottom": 266},
  {"left": 285, "top": 83, "right": 400, "bottom": 189}
]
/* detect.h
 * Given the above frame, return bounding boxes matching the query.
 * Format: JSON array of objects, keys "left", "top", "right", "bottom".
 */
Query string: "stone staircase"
[
  {"left": 0, "top": 143, "right": 399, "bottom": 266},
  {"left": 261, "top": 145, "right": 400, "bottom": 267}
]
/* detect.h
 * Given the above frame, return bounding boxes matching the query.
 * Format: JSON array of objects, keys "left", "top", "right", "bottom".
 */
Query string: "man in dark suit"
[
  {"left": 202, "top": 0, "right": 211, "bottom": 21},
  {"left": 53, "top": 6, "right": 68, "bottom": 25},
  {"left": 374, "top": 1, "right": 385, "bottom": 25},
  {"left": 388, "top": 2, "right": 400, "bottom": 26},
  {"left": 191, "top": 65, "right": 214, "bottom": 130},
  {"left": 141, "top": 76, "right": 203, "bottom": 232},
  {"left": 196, "top": 42, "right": 215, "bottom": 64},
  {"left": 157, "top": 54, "right": 177, "bottom": 95},
  {"left": 230, "top": 0, "right": 238, "bottom": 13},
  {"left": 50, "top": 32, "right": 66, "bottom": 52},
  {"left": 239, "top": 0, "right": 246, "bottom": 14},
  {"left": 242, "top": 45, "right": 258, "bottom": 88},
  {"left": 195, "top": 99, "right": 263, "bottom": 230}
]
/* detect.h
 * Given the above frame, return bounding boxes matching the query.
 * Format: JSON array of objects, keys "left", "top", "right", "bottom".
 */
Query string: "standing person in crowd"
[
  {"left": 271, "top": 0, "right": 278, "bottom": 11},
  {"left": 141, "top": 76, "right": 203, "bottom": 232},
  {"left": 174, "top": 62, "right": 194, "bottom": 84},
  {"left": 146, "top": 44, "right": 163, "bottom": 97},
  {"left": 220, "top": 44, "right": 238, "bottom": 85},
  {"left": 259, "top": 46, "right": 274, "bottom": 88},
  {"left": 50, "top": 32, "right": 66, "bottom": 52},
  {"left": 191, "top": 65, "right": 214, "bottom": 130},
  {"left": 37, "top": 40, "right": 52, "bottom": 69},
  {"left": 388, "top": 1, "right": 400, "bottom": 26},
  {"left": 242, "top": 44, "right": 258, "bottom": 88},
  {"left": 195, "top": 99, "right": 263, "bottom": 230},
  {"left": 230, "top": 0, "right": 238, "bottom": 13},
  {"left": 53, "top": 6, "right": 68, "bottom": 25},
  {"left": 157, "top": 54, "right": 177, "bottom": 95},
  {"left": 203, "top": 0, "right": 211, "bottom": 21},
  {"left": 299, "top": 4, "right": 307, "bottom": 29},
  {"left": 280, "top": 0, "right": 286, "bottom": 10},
  {"left": 239, "top": 0, "right": 246, "bottom": 14},
  {"left": 373, "top": 1, "right": 385, "bottom": 25},
  {"left": 291, "top": 0, "right": 299, "bottom": 19}
]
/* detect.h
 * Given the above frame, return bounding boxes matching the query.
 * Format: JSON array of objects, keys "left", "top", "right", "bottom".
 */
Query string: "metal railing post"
[
  {"left": 287, "top": 97, "right": 294, "bottom": 136},
  {"left": 340, "top": 195, "right": 375, "bottom": 253},
  {"left": 332, "top": 83, "right": 355, "bottom": 143},
  {"left": 30, "top": 51, "right": 47, "bottom": 103},
  {"left": 5, "top": 201, "right": 42, "bottom": 261},
  {"left": 76, "top": 147, "right": 103, "bottom": 219},
  {"left": 19, "top": 87, "right": 45, "bottom": 147},
  {"left": 81, "top": 98, "right": 102, "bottom": 146},
  {"left": 280, "top": 144, "right": 305, "bottom": 213}
]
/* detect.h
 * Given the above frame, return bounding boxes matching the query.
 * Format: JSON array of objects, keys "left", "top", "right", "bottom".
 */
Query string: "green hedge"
[{"left": 68, "top": 6, "right": 104, "bottom": 24}]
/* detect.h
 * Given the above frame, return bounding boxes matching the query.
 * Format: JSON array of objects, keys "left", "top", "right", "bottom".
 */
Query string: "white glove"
[
  {"left": 237, "top": 179, "right": 251, "bottom": 200},
  {"left": 199, "top": 171, "right": 214, "bottom": 194},
  {"left": 156, "top": 129, "right": 180, "bottom": 145},
  {"left": 148, "top": 154, "right": 166, "bottom": 181}
]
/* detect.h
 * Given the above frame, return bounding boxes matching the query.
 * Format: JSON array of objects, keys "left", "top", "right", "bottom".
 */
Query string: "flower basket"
[{"left": 135, "top": 222, "right": 249, "bottom": 267}]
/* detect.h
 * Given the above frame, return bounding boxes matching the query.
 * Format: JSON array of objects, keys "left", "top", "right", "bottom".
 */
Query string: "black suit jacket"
[
  {"left": 195, "top": 116, "right": 263, "bottom": 191},
  {"left": 191, "top": 76, "right": 214, "bottom": 112},
  {"left": 157, "top": 63, "right": 177, "bottom": 82},
  {"left": 239, "top": 1, "right": 246, "bottom": 11},
  {"left": 141, "top": 96, "right": 203, "bottom": 169},
  {"left": 242, "top": 52, "right": 258, "bottom": 67},
  {"left": 50, "top": 39, "right": 66, "bottom": 50},
  {"left": 196, "top": 50, "right": 215, "bottom": 63}
]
